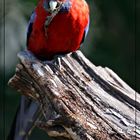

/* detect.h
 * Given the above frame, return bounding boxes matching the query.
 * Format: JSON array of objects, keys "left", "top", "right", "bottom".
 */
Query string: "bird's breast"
[{"left": 28, "top": 0, "right": 89, "bottom": 59}]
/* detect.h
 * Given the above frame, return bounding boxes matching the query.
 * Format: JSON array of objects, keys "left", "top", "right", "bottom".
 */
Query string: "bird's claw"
[
  {"left": 55, "top": 57, "right": 62, "bottom": 71},
  {"left": 54, "top": 54, "right": 66, "bottom": 71}
]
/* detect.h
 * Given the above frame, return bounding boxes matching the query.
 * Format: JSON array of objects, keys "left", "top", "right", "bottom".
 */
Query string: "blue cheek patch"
[{"left": 60, "top": 0, "right": 71, "bottom": 12}]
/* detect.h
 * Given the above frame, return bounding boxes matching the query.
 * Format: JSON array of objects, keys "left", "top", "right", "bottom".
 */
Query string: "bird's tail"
[{"left": 7, "top": 96, "right": 41, "bottom": 140}]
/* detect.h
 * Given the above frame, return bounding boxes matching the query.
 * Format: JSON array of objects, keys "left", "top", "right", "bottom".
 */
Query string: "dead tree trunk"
[{"left": 8, "top": 50, "right": 140, "bottom": 140}]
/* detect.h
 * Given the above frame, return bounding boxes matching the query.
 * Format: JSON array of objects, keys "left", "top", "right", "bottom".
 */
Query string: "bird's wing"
[
  {"left": 26, "top": 11, "right": 36, "bottom": 46},
  {"left": 80, "top": 16, "right": 90, "bottom": 45}
]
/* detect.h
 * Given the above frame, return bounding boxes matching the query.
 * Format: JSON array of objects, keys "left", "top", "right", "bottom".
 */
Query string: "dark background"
[{"left": 0, "top": 0, "right": 138, "bottom": 139}]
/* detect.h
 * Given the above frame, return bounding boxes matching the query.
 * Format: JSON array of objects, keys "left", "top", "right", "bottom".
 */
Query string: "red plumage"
[{"left": 27, "top": 0, "right": 89, "bottom": 59}]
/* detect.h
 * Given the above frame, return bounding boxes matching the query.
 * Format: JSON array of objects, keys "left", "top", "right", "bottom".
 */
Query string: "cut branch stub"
[{"left": 8, "top": 50, "right": 140, "bottom": 140}]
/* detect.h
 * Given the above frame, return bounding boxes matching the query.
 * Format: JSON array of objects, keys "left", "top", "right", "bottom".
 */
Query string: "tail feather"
[{"left": 7, "top": 96, "right": 40, "bottom": 140}]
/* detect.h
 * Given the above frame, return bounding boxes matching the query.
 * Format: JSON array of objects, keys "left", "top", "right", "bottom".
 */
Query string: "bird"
[
  {"left": 7, "top": 0, "right": 89, "bottom": 139},
  {"left": 27, "top": 0, "right": 90, "bottom": 60}
]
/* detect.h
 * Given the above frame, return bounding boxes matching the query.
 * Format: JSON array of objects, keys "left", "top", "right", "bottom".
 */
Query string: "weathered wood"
[{"left": 8, "top": 50, "right": 140, "bottom": 140}]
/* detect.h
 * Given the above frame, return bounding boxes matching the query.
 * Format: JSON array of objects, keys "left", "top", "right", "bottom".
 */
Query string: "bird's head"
[{"left": 43, "top": 0, "right": 65, "bottom": 12}]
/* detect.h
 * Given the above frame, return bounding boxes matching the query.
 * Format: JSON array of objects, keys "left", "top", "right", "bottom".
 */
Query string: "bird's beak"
[{"left": 49, "top": 0, "right": 58, "bottom": 11}]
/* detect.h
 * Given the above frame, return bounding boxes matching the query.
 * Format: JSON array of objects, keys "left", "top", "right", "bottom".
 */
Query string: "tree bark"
[{"left": 8, "top": 50, "right": 140, "bottom": 140}]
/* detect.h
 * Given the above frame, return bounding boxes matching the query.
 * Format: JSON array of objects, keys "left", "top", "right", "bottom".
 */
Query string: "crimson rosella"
[
  {"left": 27, "top": 0, "right": 90, "bottom": 59},
  {"left": 8, "top": 0, "right": 89, "bottom": 140}
]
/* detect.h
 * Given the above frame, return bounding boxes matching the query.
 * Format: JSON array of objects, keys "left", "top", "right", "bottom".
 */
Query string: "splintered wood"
[{"left": 8, "top": 50, "right": 140, "bottom": 140}]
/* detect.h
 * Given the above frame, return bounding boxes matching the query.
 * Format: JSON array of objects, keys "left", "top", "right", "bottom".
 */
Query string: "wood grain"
[{"left": 8, "top": 50, "right": 140, "bottom": 140}]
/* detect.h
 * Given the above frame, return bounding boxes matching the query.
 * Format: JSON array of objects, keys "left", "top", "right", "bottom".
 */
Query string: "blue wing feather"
[
  {"left": 26, "top": 11, "right": 36, "bottom": 46},
  {"left": 80, "top": 17, "right": 90, "bottom": 45}
]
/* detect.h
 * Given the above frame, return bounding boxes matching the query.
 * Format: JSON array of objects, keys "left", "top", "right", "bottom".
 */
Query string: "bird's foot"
[
  {"left": 55, "top": 57, "right": 62, "bottom": 71},
  {"left": 42, "top": 54, "right": 65, "bottom": 72},
  {"left": 54, "top": 54, "right": 65, "bottom": 71}
]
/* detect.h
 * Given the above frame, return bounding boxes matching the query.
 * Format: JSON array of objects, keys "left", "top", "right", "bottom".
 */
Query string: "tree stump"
[{"left": 8, "top": 50, "right": 140, "bottom": 140}]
